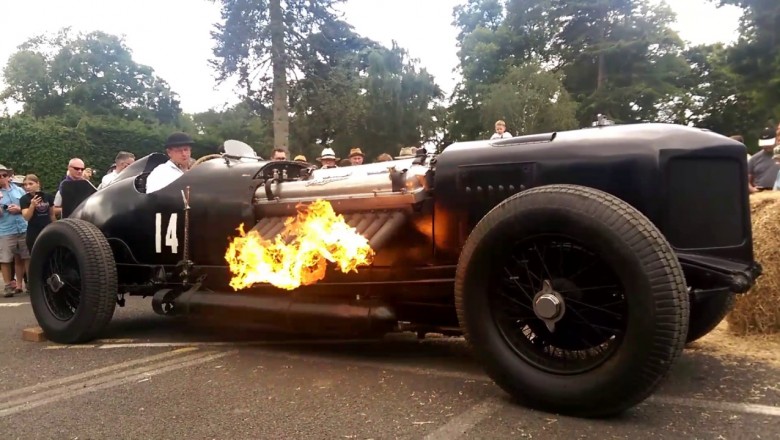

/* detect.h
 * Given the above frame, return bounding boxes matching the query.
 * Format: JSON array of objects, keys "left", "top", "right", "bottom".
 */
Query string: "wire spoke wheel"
[
  {"left": 42, "top": 246, "right": 83, "bottom": 321},
  {"left": 491, "top": 234, "right": 627, "bottom": 375}
]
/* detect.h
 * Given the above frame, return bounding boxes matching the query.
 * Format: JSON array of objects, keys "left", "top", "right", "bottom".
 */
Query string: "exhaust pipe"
[{"left": 164, "top": 285, "right": 397, "bottom": 335}]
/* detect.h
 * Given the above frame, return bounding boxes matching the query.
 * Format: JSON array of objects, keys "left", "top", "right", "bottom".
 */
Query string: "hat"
[
  {"left": 317, "top": 147, "right": 339, "bottom": 161},
  {"left": 348, "top": 147, "right": 365, "bottom": 158},
  {"left": 0, "top": 164, "right": 12, "bottom": 173},
  {"left": 164, "top": 132, "right": 194, "bottom": 148},
  {"left": 293, "top": 154, "right": 307, "bottom": 162},
  {"left": 759, "top": 126, "right": 776, "bottom": 147},
  {"left": 395, "top": 147, "right": 416, "bottom": 159}
]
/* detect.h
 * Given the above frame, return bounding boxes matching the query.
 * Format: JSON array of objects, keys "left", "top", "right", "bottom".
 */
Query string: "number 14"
[{"left": 155, "top": 213, "right": 179, "bottom": 254}]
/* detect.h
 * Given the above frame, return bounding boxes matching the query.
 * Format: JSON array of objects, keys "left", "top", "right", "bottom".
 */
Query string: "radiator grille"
[{"left": 664, "top": 157, "right": 746, "bottom": 249}]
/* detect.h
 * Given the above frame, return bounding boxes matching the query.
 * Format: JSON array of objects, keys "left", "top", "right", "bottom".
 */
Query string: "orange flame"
[{"left": 224, "top": 199, "right": 374, "bottom": 291}]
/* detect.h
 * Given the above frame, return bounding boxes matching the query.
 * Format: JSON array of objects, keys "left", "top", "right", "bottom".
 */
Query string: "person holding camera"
[
  {"left": 0, "top": 165, "right": 29, "bottom": 297},
  {"left": 19, "top": 174, "right": 56, "bottom": 253}
]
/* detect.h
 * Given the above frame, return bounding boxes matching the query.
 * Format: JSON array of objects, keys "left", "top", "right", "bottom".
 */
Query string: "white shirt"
[
  {"left": 490, "top": 132, "right": 513, "bottom": 140},
  {"left": 146, "top": 160, "right": 184, "bottom": 193},
  {"left": 98, "top": 170, "right": 117, "bottom": 189}
]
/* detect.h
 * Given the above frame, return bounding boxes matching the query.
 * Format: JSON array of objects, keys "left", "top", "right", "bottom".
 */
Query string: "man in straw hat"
[
  {"left": 317, "top": 147, "right": 339, "bottom": 169},
  {"left": 348, "top": 147, "right": 365, "bottom": 165},
  {"left": 395, "top": 146, "right": 417, "bottom": 159},
  {"left": 147, "top": 131, "right": 195, "bottom": 193}
]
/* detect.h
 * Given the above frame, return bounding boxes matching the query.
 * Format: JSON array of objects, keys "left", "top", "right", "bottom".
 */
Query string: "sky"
[{"left": 0, "top": 0, "right": 745, "bottom": 115}]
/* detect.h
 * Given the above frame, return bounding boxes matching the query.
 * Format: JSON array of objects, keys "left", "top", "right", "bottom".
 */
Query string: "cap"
[
  {"left": 759, "top": 126, "right": 776, "bottom": 147},
  {"left": 164, "top": 132, "right": 194, "bottom": 148}
]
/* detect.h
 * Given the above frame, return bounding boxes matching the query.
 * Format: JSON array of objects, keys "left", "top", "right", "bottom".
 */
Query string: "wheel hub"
[
  {"left": 46, "top": 274, "right": 65, "bottom": 293},
  {"left": 534, "top": 293, "right": 561, "bottom": 319},
  {"left": 533, "top": 280, "right": 566, "bottom": 332}
]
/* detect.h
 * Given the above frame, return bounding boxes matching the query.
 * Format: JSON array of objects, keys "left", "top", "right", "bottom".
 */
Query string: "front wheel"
[
  {"left": 29, "top": 218, "right": 118, "bottom": 344},
  {"left": 455, "top": 184, "right": 689, "bottom": 418}
]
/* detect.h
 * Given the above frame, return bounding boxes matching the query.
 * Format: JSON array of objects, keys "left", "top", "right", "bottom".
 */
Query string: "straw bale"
[{"left": 726, "top": 191, "right": 780, "bottom": 335}]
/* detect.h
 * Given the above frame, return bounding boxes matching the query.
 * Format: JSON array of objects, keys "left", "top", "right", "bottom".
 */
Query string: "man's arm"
[
  {"left": 747, "top": 157, "right": 758, "bottom": 192},
  {"left": 52, "top": 191, "right": 62, "bottom": 218},
  {"left": 47, "top": 194, "right": 57, "bottom": 222}
]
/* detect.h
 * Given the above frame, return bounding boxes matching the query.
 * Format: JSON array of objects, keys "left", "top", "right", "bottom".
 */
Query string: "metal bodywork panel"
[{"left": 432, "top": 123, "right": 758, "bottom": 291}]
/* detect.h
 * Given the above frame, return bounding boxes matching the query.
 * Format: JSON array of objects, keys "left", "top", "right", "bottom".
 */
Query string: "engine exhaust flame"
[{"left": 224, "top": 199, "right": 375, "bottom": 291}]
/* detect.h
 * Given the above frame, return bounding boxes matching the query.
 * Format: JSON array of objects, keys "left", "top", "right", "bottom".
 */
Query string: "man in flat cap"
[{"left": 146, "top": 132, "right": 194, "bottom": 193}]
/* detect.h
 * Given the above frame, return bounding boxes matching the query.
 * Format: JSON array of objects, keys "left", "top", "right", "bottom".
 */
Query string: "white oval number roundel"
[{"left": 155, "top": 213, "right": 179, "bottom": 254}]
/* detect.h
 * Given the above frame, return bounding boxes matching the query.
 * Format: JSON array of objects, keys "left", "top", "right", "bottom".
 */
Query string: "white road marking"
[
  {"left": 0, "top": 302, "right": 28, "bottom": 307},
  {"left": 0, "top": 350, "right": 236, "bottom": 417},
  {"left": 423, "top": 397, "right": 503, "bottom": 440},
  {"left": 34, "top": 338, "right": 780, "bottom": 419},
  {"left": 0, "top": 347, "right": 199, "bottom": 402},
  {"left": 230, "top": 348, "right": 780, "bottom": 419},
  {"left": 42, "top": 338, "right": 385, "bottom": 350},
  {"left": 648, "top": 396, "right": 780, "bottom": 417}
]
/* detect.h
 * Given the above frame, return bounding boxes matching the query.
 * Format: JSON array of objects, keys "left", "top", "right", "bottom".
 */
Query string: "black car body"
[{"left": 29, "top": 122, "right": 761, "bottom": 418}]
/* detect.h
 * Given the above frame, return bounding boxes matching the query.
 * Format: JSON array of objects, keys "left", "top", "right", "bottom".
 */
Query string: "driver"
[{"left": 146, "top": 132, "right": 193, "bottom": 193}]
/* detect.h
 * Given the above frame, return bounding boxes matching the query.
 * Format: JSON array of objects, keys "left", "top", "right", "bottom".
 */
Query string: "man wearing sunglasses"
[
  {"left": 0, "top": 164, "right": 29, "bottom": 297},
  {"left": 52, "top": 158, "right": 86, "bottom": 218}
]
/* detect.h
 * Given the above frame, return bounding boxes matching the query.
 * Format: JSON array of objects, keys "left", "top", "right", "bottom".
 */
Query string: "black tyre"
[
  {"left": 29, "top": 218, "right": 118, "bottom": 344},
  {"left": 686, "top": 292, "right": 735, "bottom": 344},
  {"left": 455, "top": 184, "right": 689, "bottom": 418}
]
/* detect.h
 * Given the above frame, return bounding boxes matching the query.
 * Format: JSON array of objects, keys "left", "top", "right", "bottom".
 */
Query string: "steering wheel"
[{"left": 190, "top": 154, "right": 223, "bottom": 169}]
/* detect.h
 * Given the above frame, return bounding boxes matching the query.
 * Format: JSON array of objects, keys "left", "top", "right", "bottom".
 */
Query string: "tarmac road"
[{"left": 1, "top": 293, "right": 779, "bottom": 439}]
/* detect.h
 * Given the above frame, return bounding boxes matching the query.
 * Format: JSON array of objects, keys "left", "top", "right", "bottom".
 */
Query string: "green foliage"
[
  {"left": 480, "top": 63, "right": 579, "bottom": 137},
  {"left": 192, "top": 101, "right": 272, "bottom": 154},
  {"left": 704, "top": 0, "right": 780, "bottom": 124},
  {"left": 1, "top": 28, "right": 182, "bottom": 124},
  {"left": 0, "top": 114, "right": 218, "bottom": 191},
  {"left": 0, "top": 115, "right": 92, "bottom": 191}
]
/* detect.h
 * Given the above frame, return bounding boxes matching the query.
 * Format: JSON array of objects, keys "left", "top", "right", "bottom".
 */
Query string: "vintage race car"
[{"left": 28, "top": 123, "right": 761, "bottom": 418}]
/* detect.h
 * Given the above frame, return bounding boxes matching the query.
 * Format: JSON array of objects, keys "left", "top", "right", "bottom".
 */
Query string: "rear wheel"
[
  {"left": 455, "top": 184, "right": 689, "bottom": 418},
  {"left": 29, "top": 219, "right": 118, "bottom": 344}
]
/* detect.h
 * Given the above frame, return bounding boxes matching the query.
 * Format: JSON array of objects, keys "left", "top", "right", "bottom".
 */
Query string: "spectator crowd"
[{"left": 0, "top": 151, "right": 136, "bottom": 297}]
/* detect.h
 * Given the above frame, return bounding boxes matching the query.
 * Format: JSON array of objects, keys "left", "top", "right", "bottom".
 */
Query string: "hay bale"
[{"left": 726, "top": 191, "right": 780, "bottom": 335}]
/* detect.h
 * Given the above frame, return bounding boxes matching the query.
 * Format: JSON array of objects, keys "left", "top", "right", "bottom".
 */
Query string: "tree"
[
  {"left": 0, "top": 28, "right": 182, "bottom": 124},
  {"left": 548, "top": 0, "right": 690, "bottom": 124},
  {"left": 481, "top": 63, "right": 579, "bottom": 137},
  {"left": 287, "top": 18, "right": 378, "bottom": 154},
  {"left": 209, "top": 0, "right": 344, "bottom": 151},
  {"left": 656, "top": 43, "right": 756, "bottom": 140},
  {"left": 704, "top": 0, "right": 780, "bottom": 124},
  {"left": 192, "top": 100, "right": 272, "bottom": 153}
]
